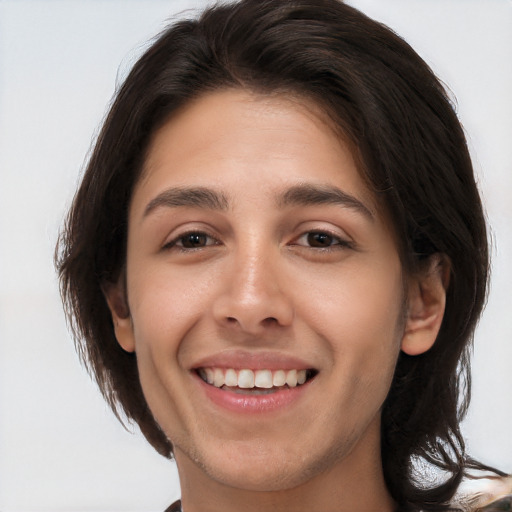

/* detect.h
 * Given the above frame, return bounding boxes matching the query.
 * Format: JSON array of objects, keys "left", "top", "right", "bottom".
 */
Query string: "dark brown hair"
[{"left": 56, "top": 1, "right": 501, "bottom": 509}]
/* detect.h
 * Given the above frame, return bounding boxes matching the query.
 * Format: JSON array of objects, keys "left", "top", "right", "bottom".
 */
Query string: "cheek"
[
  {"left": 125, "top": 265, "right": 215, "bottom": 429},
  {"left": 300, "top": 254, "right": 405, "bottom": 375},
  {"left": 127, "top": 261, "right": 218, "bottom": 350}
]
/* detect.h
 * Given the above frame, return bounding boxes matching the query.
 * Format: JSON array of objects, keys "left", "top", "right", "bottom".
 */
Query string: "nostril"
[{"left": 224, "top": 316, "right": 279, "bottom": 327}]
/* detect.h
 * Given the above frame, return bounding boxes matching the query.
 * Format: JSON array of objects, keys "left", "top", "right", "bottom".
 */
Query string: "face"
[{"left": 113, "top": 89, "right": 409, "bottom": 491}]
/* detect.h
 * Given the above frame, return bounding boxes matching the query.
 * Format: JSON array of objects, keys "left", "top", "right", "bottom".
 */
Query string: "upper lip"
[{"left": 191, "top": 349, "right": 316, "bottom": 371}]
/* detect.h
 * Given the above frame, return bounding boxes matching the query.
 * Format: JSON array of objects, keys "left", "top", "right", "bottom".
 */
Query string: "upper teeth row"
[{"left": 199, "top": 368, "right": 308, "bottom": 389}]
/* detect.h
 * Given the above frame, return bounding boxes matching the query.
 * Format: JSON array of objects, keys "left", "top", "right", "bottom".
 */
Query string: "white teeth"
[
  {"left": 199, "top": 367, "right": 312, "bottom": 389},
  {"left": 238, "top": 369, "right": 255, "bottom": 388},
  {"left": 286, "top": 369, "right": 298, "bottom": 387},
  {"left": 272, "top": 370, "right": 286, "bottom": 386},
  {"left": 225, "top": 368, "right": 238, "bottom": 387},
  {"left": 213, "top": 368, "right": 224, "bottom": 387},
  {"left": 254, "top": 369, "right": 273, "bottom": 389},
  {"left": 205, "top": 368, "right": 214, "bottom": 385}
]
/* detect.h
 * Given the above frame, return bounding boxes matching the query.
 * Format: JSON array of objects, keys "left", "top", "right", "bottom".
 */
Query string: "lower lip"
[{"left": 195, "top": 374, "right": 311, "bottom": 414}]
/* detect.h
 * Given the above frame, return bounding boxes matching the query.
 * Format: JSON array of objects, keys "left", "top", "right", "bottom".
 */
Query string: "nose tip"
[{"left": 221, "top": 306, "right": 292, "bottom": 334}]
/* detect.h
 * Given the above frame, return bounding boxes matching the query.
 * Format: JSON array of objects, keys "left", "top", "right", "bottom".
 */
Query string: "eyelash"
[
  {"left": 163, "top": 230, "right": 220, "bottom": 251},
  {"left": 292, "top": 230, "right": 353, "bottom": 251},
  {"left": 163, "top": 229, "right": 353, "bottom": 252}
]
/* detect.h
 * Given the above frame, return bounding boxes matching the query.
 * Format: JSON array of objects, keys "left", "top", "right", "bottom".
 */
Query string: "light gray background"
[{"left": 0, "top": 1, "right": 511, "bottom": 510}]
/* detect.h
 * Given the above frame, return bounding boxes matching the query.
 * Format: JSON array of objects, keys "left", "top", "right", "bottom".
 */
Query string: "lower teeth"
[{"left": 223, "top": 385, "right": 288, "bottom": 395}]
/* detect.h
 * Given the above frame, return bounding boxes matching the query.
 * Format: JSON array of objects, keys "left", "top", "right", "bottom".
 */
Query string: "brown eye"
[
  {"left": 163, "top": 230, "right": 219, "bottom": 252},
  {"left": 180, "top": 233, "right": 209, "bottom": 248},
  {"left": 292, "top": 230, "right": 352, "bottom": 251},
  {"left": 307, "top": 232, "right": 335, "bottom": 247}
]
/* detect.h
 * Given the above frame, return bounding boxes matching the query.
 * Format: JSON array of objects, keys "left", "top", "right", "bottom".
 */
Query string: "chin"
[
  {"left": 208, "top": 459, "right": 311, "bottom": 492},
  {"left": 189, "top": 435, "right": 353, "bottom": 493}
]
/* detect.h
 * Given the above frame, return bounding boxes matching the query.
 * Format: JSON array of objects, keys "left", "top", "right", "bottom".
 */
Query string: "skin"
[{"left": 106, "top": 89, "right": 448, "bottom": 512}]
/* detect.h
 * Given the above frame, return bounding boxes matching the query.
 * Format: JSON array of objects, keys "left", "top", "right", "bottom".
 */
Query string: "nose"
[{"left": 212, "top": 248, "right": 294, "bottom": 334}]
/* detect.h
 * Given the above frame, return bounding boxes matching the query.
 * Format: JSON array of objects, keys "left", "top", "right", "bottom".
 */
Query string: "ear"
[
  {"left": 401, "top": 254, "right": 450, "bottom": 356},
  {"left": 102, "top": 277, "right": 136, "bottom": 353}
]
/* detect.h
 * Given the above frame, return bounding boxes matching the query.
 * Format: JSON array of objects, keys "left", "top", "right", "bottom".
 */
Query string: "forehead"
[
  {"left": 135, "top": 89, "right": 379, "bottom": 215},
  {"left": 143, "top": 90, "right": 351, "bottom": 172}
]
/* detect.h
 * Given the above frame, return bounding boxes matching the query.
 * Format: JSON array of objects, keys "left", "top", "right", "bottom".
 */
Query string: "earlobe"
[
  {"left": 401, "top": 254, "right": 450, "bottom": 356},
  {"left": 102, "top": 279, "right": 136, "bottom": 353}
]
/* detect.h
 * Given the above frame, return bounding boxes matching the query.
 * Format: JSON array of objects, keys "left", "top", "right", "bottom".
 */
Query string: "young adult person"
[{"left": 56, "top": 0, "right": 511, "bottom": 510}]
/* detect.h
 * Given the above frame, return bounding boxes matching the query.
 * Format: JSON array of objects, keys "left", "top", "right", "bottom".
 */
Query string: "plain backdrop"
[{"left": 0, "top": 1, "right": 511, "bottom": 511}]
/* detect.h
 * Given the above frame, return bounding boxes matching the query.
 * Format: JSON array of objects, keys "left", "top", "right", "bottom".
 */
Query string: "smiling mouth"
[{"left": 196, "top": 367, "right": 318, "bottom": 394}]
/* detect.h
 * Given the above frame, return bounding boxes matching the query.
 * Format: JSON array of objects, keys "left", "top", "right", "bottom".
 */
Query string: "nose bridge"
[
  {"left": 213, "top": 239, "right": 293, "bottom": 332},
  {"left": 237, "top": 247, "right": 274, "bottom": 303}
]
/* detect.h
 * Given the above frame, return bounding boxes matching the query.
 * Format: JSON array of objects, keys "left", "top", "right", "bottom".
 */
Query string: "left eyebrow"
[{"left": 276, "top": 183, "right": 374, "bottom": 221}]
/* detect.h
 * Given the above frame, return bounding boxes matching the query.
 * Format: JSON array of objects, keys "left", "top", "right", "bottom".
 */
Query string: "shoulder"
[
  {"left": 476, "top": 494, "right": 512, "bottom": 510},
  {"left": 164, "top": 500, "right": 181, "bottom": 512},
  {"left": 450, "top": 474, "right": 512, "bottom": 511},
  {"left": 162, "top": 478, "right": 512, "bottom": 512}
]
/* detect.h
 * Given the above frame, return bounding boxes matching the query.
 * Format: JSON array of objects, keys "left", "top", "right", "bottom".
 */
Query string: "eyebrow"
[
  {"left": 143, "top": 183, "right": 373, "bottom": 221},
  {"left": 277, "top": 183, "right": 374, "bottom": 220},
  {"left": 144, "top": 186, "right": 230, "bottom": 217}
]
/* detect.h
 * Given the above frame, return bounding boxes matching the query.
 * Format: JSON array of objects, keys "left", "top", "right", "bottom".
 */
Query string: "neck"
[{"left": 175, "top": 421, "right": 395, "bottom": 512}]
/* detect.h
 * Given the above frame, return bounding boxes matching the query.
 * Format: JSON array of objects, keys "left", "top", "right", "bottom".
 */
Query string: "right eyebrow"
[{"left": 143, "top": 186, "right": 230, "bottom": 218}]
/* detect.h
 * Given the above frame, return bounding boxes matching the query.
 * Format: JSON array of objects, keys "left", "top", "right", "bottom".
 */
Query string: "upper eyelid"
[
  {"left": 159, "top": 220, "right": 353, "bottom": 246},
  {"left": 163, "top": 228, "right": 219, "bottom": 248},
  {"left": 152, "top": 216, "right": 227, "bottom": 245},
  {"left": 293, "top": 231, "right": 351, "bottom": 246},
  {"left": 292, "top": 223, "right": 352, "bottom": 240}
]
